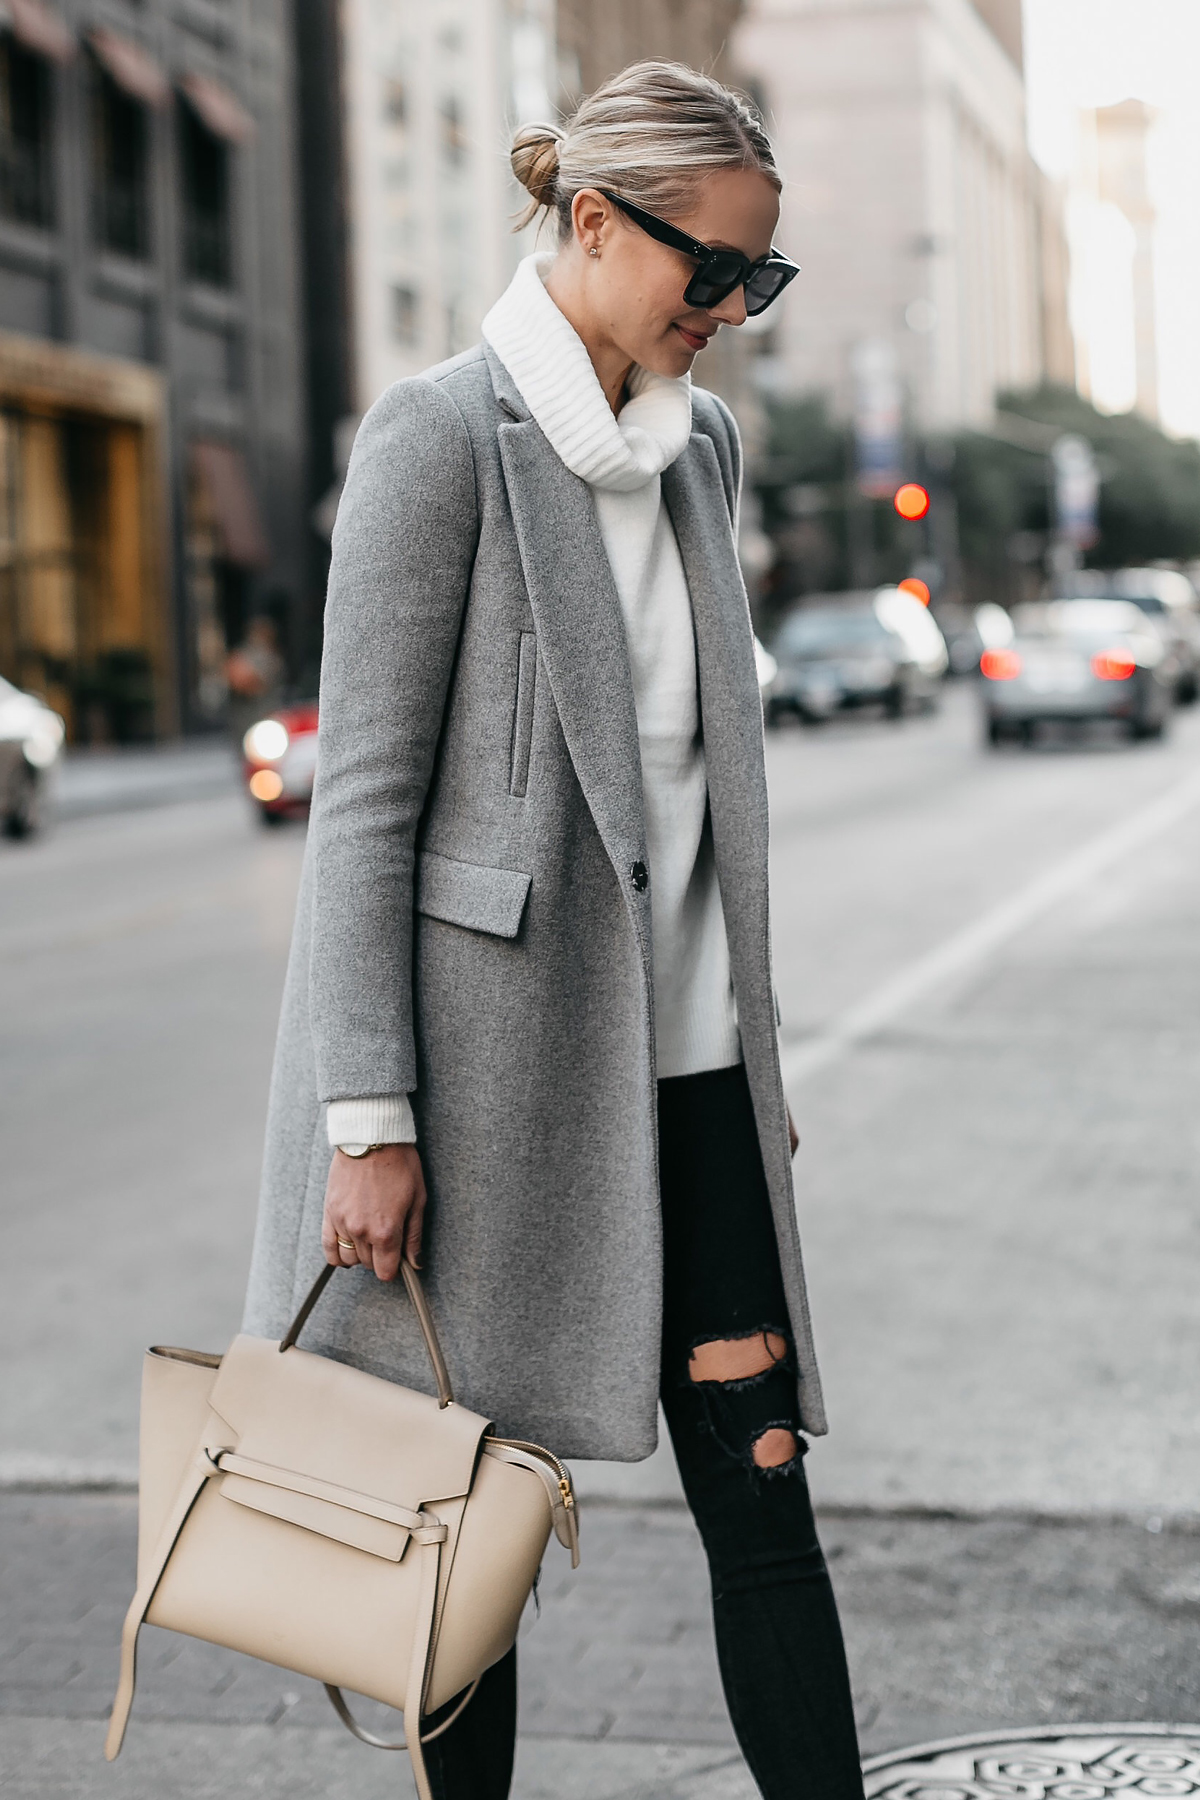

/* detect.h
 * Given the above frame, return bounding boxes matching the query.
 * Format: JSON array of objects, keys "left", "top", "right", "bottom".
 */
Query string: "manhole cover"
[{"left": 864, "top": 1725, "right": 1200, "bottom": 1800}]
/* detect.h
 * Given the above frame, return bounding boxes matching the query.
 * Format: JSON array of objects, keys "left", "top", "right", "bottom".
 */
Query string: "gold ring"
[{"left": 336, "top": 1236, "right": 355, "bottom": 1251}]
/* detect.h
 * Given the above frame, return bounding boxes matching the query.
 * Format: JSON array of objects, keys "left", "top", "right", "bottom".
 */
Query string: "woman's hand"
[{"left": 322, "top": 1145, "right": 427, "bottom": 1280}]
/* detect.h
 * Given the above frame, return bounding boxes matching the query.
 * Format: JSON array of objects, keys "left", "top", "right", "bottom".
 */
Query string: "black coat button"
[{"left": 631, "top": 861, "right": 648, "bottom": 892}]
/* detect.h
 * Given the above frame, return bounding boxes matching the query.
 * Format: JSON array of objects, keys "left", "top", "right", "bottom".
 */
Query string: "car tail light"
[
  {"left": 1091, "top": 648, "right": 1137, "bottom": 681},
  {"left": 243, "top": 718, "right": 290, "bottom": 762},
  {"left": 249, "top": 769, "right": 285, "bottom": 802},
  {"left": 980, "top": 648, "right": 1023, "bottom": 680}
]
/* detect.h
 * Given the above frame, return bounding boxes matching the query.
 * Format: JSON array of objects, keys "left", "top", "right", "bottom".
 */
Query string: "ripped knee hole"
[
  {"left": 688, "top": 1331, "right": 789, "bottom": 1385},
  {"left": 750, "top": 1426, "right": 799, "bottom": 1469},
  {"left": 686, "top": 1333, "right": 802, "bottom": 1472}
]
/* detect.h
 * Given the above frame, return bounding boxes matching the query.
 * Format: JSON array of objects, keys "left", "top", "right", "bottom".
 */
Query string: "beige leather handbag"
[{"left": 105, "top": 1260, "right": 579, "bottom": 1800}]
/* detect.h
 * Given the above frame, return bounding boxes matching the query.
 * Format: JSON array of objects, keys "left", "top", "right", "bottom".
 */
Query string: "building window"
[
  {"left": 180, "top": 102, "right": 231, "bottom": 286},
  {"left": 92, "top": 70, "right": 150, "bottom": 258},
  {"left": 383, "top": 77, "right": 407, "bottom": 126},
  {"left": 0, "top": 39, "right": 54, "bottom": 227},
  {"left": 390, "top": 283, "right": 419, "bottom": 345},
  {"left": 439, "top": 96, "right": 466, "bottom": 168}
]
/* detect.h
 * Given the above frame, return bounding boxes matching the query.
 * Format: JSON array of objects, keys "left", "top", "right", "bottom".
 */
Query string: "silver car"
[
  {"left": 981, "top": 599, "right": 1175, "bottom": 747},
  {"left": 0, "top": 677, "right": 65, "bottom": 836},
  {"left": 1110, "top": 568, "right": 1200, "bottom": 704},
  {"left": 765, "top": 588, "right": 948, "bottom": 725}
]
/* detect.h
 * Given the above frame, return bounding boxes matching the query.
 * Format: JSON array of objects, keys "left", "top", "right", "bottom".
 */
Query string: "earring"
[{"left": 589, "top": 246, "right": 600, "bottom": 258}]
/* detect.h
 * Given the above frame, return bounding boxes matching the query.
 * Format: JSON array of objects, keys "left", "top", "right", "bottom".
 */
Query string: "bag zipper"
[
  {"left": 489, "top": 1437, "right": 575, "bottom": 1508},
  {"left": 486, "top": 1436, "right": 579, "bottom": 1564}
]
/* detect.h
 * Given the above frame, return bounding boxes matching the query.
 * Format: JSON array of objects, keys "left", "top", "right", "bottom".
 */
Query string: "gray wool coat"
[{"left": 242, "top": 341, "right": 827, "bottom": 1459}]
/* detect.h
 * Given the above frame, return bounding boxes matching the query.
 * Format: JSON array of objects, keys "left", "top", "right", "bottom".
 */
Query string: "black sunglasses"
[{"left": 599, "top": 190, "right": 800, "bottom": 316}]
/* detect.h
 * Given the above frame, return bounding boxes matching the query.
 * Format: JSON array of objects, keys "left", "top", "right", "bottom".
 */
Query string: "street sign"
[
  {"left": 1052, "top": 434, "right": 1100, "bottom": 550},
  {"left": 852, "top": 338, "right": 904, "bottom": 499}
]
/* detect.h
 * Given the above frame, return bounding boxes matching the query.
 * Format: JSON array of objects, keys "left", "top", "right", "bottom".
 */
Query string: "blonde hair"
[{"left": 510, "top": 61, "right": 780, "bottom": 236}]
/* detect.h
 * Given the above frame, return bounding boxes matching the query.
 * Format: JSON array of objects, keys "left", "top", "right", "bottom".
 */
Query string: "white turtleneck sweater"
[{"left": 328, "top": 254, "right": 740, "bottom": 1153}]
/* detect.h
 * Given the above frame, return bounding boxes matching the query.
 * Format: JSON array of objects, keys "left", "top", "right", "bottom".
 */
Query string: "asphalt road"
[
  {"left": 3, "top": 684, "right": 1199, "bottom": 1501},
  {"left": 3, "top": 682, "right": 1200, "bottom": 1794}
]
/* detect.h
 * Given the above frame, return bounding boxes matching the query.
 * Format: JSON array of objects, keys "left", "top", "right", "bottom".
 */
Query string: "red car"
[{"left": 241, "top": 701, "right": 318, "bottom": 824}]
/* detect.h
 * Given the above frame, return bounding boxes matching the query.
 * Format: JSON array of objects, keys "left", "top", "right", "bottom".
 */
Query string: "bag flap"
[
  {"left": 219, "top": 1471, "right": 411, "bottom": 1562},
  {"left": 416, "top": 851, "right": 531, "bottom": 939},
  {"left": 207, "top": 1334, "right": 490, "bottom": 1508}
]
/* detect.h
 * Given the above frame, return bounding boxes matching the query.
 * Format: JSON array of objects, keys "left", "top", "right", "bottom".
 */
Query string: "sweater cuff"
[{"left": 327, "top": 1094, "right": 417, "bottom": 1150}]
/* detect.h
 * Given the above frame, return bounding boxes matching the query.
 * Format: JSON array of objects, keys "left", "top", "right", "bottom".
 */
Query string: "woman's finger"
[
  {"left": 321, "top": 1213, "right": 344, "bottom": 1268},
  {"left": 328, "top": 1218, "right": 363, "bottom": 1267},
  {"left": 403, "top": 1197, "right": 425, "bottom": 1270},
  {"left": 371, "top": 1210, "right": 406, "bottom": 1283}
]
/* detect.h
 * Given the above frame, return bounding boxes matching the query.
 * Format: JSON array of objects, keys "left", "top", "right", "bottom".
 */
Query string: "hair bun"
[{"left": 511, "top": 122, "right": 564, "bottom": 209}]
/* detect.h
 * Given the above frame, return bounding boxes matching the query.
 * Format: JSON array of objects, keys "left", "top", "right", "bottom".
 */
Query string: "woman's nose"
[{"left": 707, "top": 286, "right": 748, "bottom": 328}]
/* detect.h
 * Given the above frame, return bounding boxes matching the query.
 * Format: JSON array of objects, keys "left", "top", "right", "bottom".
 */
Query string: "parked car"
[
  {"left": 981, "top": 599, "right": 1175, "bottom": 746},
  {"left": 1109, "top": 569, "right": 1200, "bottom": 704},
  {"left": 0, "top": 677, "right": 65, "bottom": 837},
  {"left": 754, "top": 635, "right": 778, "bottom": 693},
  {"left": 765, "top": 588, "right": 948, "bottom": 725},
  {"left": 1056, "top": 568, "right": 1200, "bottom": 703},
  {"left": 241, "top": 701, "right": 318, "bottom": 823},
  {"left": 936, "top": 602, "right": 1017, "bottom": 676}
]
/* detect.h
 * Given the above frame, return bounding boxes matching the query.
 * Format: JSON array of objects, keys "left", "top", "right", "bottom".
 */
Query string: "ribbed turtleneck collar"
[{"left": 482, "top": 253, "right": 693, "bottom": 494}]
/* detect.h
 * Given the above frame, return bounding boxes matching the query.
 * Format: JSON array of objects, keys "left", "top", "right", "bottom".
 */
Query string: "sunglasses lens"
[
  {"left": 685, "top": 254, "right": 748, "bottom": 308},
  {"left": 744, "top": 264, "right": 794, "bottom": 316}
]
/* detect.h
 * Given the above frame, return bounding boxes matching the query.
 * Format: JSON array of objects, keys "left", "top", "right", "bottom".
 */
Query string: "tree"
[
  {"left": 754, "top": 395, "right": 922, "bottom": 620},
  {"left": 953, "top": 386, "right": 1200, "bottom": 598}
]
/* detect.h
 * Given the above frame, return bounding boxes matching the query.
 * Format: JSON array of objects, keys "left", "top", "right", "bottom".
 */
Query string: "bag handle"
[{"left": 280, "top": 1260, "right": 454, "bottom": 1409}]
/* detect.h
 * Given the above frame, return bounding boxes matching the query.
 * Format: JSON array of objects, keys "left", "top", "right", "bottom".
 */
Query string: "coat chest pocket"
[{"left": 509, "top": 631, "right": 537, "bottom": 798}]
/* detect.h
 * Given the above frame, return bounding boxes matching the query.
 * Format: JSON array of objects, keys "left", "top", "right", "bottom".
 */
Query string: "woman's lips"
[{"left": 675, "top": 324, "right": 712, "bottom": 351}]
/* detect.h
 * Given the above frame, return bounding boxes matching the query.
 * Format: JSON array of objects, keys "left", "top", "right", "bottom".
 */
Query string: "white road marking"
[
  {"left": 0, "top": 1451, "right": 136, "bottom": 1489},
  {"left": 780, "top": 763, "right": 1200, "bottom": 1092}
]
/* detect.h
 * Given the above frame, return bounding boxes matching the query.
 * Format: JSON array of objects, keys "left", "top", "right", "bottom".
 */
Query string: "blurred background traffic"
[{"left": 2, "top": 0, "right": 1200, "bottom": 801}]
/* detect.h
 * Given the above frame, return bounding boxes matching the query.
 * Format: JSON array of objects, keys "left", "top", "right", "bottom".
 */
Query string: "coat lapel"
[
  {"left": 495, "top": 400, "right": 648, "bottom": 943},
  {"left": 661, "top": 435, "right": 772, "bottom": 985}
]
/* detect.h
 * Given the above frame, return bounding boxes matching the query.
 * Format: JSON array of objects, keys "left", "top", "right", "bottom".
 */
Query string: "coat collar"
[
  {"left": 490, "top": 344, "right": 768, "bottom": 970},
  {"left": 493, "top": 380, "right": 650, "bottom": 955},
  {"left": 661, "top": 435, "right": 770, "bottom": 946},
  {"left": 485, "top": 343, "right": 531, "bottom": 423}
]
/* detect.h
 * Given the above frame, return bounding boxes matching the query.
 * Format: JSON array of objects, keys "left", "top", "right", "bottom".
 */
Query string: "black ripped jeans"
[{"left": 422, "top": 1065, "right": 864, "bottom": 1800}]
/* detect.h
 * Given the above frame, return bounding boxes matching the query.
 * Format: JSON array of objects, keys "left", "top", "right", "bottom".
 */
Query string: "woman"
[{"left": 244, "top": 59, "right": 863, "bottom": 1800}]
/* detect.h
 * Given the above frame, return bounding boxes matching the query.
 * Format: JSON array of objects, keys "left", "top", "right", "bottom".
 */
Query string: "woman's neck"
[{"left": 543, "top": 256, "right": 633, "bottom": 416}]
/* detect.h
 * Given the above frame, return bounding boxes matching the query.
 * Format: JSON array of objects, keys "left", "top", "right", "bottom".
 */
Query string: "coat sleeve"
[{"left": 307, "top": 376, "right": 480, "bottom": 1103}]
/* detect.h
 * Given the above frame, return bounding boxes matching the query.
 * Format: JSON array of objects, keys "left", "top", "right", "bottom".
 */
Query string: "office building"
[
  {"left": 735, "top": 0, "right": 1070, "bottom": 430},
  {"left": 0, "top": 0, "right": 307, "bottom": 737}
]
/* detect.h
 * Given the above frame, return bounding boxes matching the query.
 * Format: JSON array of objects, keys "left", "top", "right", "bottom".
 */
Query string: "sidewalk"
[
  {"left": 2, "top": 1490, "right": 1197, "bottom": 1799},
  {"left": 51, "top": 742, "right": 241, "bottom": 822}
]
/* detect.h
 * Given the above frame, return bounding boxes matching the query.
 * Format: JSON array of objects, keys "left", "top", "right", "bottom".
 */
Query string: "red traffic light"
[
  {"left": 898, "top": 577, "right": 931, "bottom": 606},
  {"left": 894, "top": 482, "right": 930, "bottom": 521}
]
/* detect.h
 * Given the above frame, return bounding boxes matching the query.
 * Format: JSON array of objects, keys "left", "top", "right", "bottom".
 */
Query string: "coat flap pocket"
[
  {"left": 416, "top": 851, "right": 531, "bottom": 939},
  {"left": 218, "top": 1471, "right": 411, "bottom": 1561}
]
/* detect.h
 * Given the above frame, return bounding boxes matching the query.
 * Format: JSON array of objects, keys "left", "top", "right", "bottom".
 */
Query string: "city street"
[{"left": 3, "top": 683, "right": 1200, "bottom": 1795}]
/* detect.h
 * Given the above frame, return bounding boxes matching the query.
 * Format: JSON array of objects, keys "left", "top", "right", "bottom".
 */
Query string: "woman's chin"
[{"left": 639, "top": 339, "right": 697, "bottom": 379}]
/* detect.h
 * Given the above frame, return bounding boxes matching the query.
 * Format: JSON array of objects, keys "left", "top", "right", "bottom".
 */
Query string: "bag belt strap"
[
  {"left": 323, "top": 1518, "right": 483, "bottom": 1800},
  {"left": 105, "top": 1445, "right": 216, "bottom": 1761},
  {"left": 105, "top": 1447, "right": 457, "bottom": 1800},
  {"left": 215, "top": 1449, "right": 430, "bottom": 1533}
]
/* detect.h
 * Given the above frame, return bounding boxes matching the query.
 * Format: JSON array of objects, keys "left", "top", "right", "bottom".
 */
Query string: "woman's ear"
[{"left": 571, "top": 188, "right": 610, "bottom": 254}]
